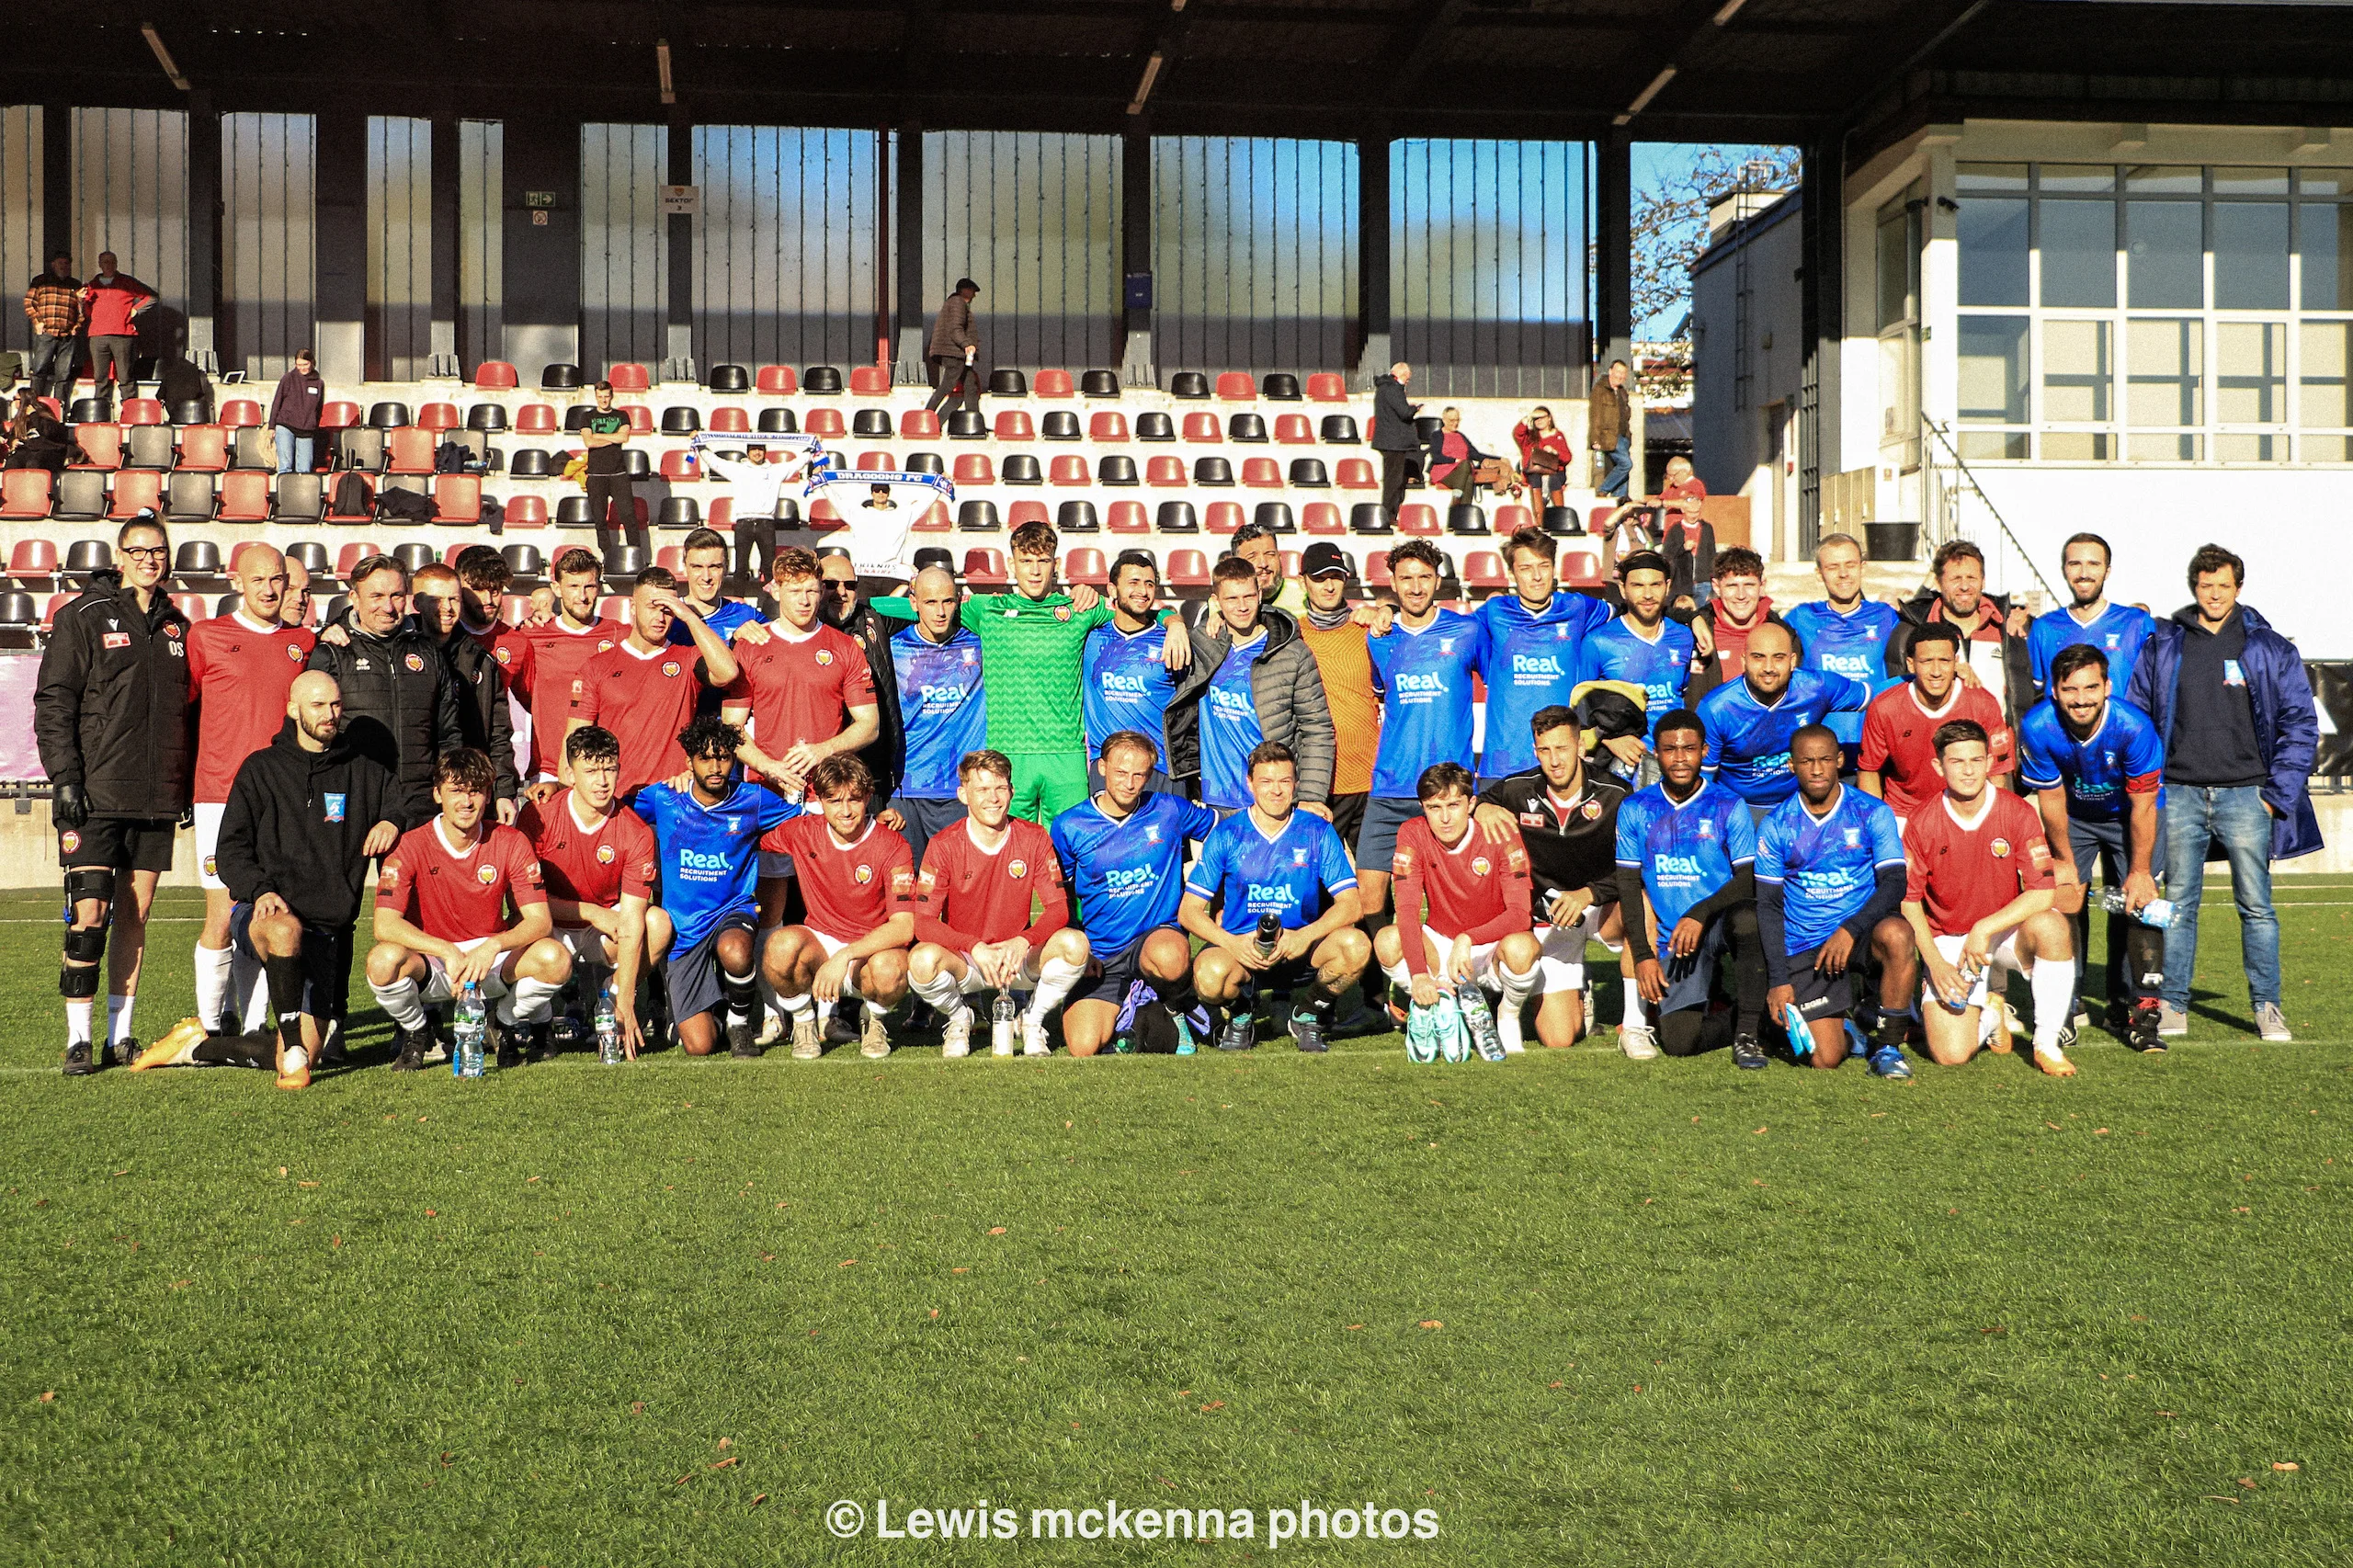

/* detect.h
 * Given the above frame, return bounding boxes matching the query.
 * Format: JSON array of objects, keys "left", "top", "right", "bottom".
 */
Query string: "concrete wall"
[{"left": 1690, "top": 194, "right": 1806, "bottom": 559}]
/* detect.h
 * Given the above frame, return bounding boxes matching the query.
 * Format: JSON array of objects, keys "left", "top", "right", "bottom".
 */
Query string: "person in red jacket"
[
  {"left": 899, "top": 748, "right": 1091, "bottom": 1058},
  {"left": 1511, "top": 405, "right": 1574, "bottom": 510},
  {"left": 1373, "top": 762, "right": 1542, "bottom": 1052},
  {"left": 78, "top": 252, "right": 154, "bottom": 413}
]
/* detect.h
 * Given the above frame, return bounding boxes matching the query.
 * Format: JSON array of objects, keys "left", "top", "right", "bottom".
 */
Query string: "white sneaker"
[
  {"left": 2256, "top": 1002, "right": 2292, "bottom": 1042},
  {"left": 756, "top": 1007, "right": 784, "bottom": 1047},
  {"left": 860, "top": 1007, "right": 892, "bottom": 1059},
  {"left": 1021, "top": 1017, "right": 1051, "bottom": 1057},
  {"left": 2158, "top": 1002, "right": 2189, "bottom": 1038},
  {"left": 940, "top": 1007, "right": 973, "bottom": 1059},
  {"left": 790, "top": 1015, "right": 821, "bottom": 1060},
  {"left": 1619, "top": 1022, "right": 1660, "bottom": 1060}
]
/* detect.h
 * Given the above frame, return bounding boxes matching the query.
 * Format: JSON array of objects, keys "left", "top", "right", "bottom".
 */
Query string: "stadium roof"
[{"left": 11, "top": 1, "right": 2353, "bottom": 155}]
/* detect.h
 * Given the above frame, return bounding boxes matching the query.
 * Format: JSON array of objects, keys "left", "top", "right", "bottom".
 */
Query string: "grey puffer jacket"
[{"left": 1162, "top": 606, "right": 1336, "bottom": 804}]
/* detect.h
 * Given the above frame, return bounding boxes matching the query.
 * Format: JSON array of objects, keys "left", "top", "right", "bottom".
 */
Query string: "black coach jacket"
[
  {"left": 34, "top": 568, "right": 193, "bottom": 818},
  {"left": 441, "top": 627, "right": 520, "bottom": 802},
  {"left": 305, "top": 613, "right": 463, "bottom": 827}
]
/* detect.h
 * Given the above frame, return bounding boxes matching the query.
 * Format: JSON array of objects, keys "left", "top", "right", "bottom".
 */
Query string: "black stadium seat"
[
  {"left": 802, "top": 365, "right": 844, "bottom": 394},
  {"left": 1448, "top": 503, "right": 1487, "bottom": 536},
  {"left": 1228, "top": 414, "right": 1268, "bottom": 443},
  {"left": 501, "top": 543, "right": 543, "bottom": 579},
  {"left": 1156, "top": 500, "right": 1199, "bottom": 534},
  {"left": 661, "top": 406, "right": 701, "bottom": 435},
  {"left": 1169, "top": 371, "right": 1211, "bottom": 399},
  {"left": 1288, "top": 458, "right": 1329, "bottom": 488},
  {"left": 1192, "top": 456, "right": 1233, "bottom": 486},
  {"left": 623, "top": 449, "right": 651, "bottom": 479},
  {"left": 284, "top": 541, "right": 331, "bottom": 575},
  {"left": 757, "top": 407, "right": 800, "bottom": 434},
  {"left": 1135, "top": 411, "right": 1176, "bottom": 442},
  {"left": 507, "top": 449, "right": 551, "bottom": 478},
  {"left": 1097, "top": 454, "right": 1138, "bottom": 486},
  {"left": 174, "top": 540, "right": 222, "bottom": 576},
  {"left": 1041, "top": 411, "right": 1081, "bottom": 440},
  {"left": 708, "top": 364, "right": 751, "bottom": 393},
  {"left": 466, "top": 403, "right": 508, "bottom": 433},
  {"left": 368, "top": 402, "right": 410, "bottom": 431},
  {"left": 904, "top": 451, "right": 945, "bottom": 475},
  {"left": 1057, "top": 500, "right": 1098, "bottom": 534},
  {"left": 393, "top": 542, "right": 437, "bottom": 575},
  {"left": 1261, "top": 372, "right": 1302, "bottom": 401},
  {"left": 657, "top": 496, "right": 700, "bottom": 529},
  {"left": 564, "top": 404, "right": 595, "bottom": 432},
  {"left": 1321, "top": 415, "right": 1359, "bottom": 444},
  {"left": 170, "top": 397, "right": 212, "bottom": 426},
  {"left": 1541, "top": 505, "right": 1583, "bottom": 536},
  {"left": 1001, "top": 454, "right": 1042, "bottom": 485},
  {"left": 1349, "top": 503, "right": 1393, "bottom": 536},
  {"left": 988, "top": 369, "right": 1028, "bottom": 397},
  {"left": 852, "top": 408, "right": 892, "bottom": 437},
  {"left": 165, "top": 473, "right": 214, "bottom": 522},
  {"left": 52, "top": 472, "right": 108, "bottom": 522},
  {"left": 945, "top": 410, "right": 987, "bottom": 439},
  {"left": 912, "top": 546, "right": 956, "bottom": 574},
  {"left": 69, "top": 398, "right": 109, "bottom": 424},
  {"left": 1254, "top": 502, "right": 1295, "bottom": 534},
  {"left": 541, "top": 363, "right": 583, "bottom": 391},
  {"left": 604, "top": 546, "right": 650, "bottom": 579},
  {"left": 958, "top": 499, "right": 999, "bottom": 532},
  {"left": 272, "top": 474, "right": 324, "bottom": 522},
  {"left": 1079, "top": 370, "right": 1120, "bottom": 397},
  {"left": 555, "top": 497, "right": 595, "bottom": 528}
]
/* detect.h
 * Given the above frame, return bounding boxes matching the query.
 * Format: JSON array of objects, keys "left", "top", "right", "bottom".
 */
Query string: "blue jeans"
[
  {"left": 27, "top": 334, "right": 79, "bottom": 399},
  {"left": 275, "top": 426, "right": 314, "bottom": 473},
  {"left": 1599, "top": 436, "right": 1632, "bottom": 499},
  {"left": 2159, "top": 785, "right": 2279, "bottom": 1010}
]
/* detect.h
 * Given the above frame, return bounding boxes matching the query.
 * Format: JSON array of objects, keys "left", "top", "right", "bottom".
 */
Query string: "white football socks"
[
  {"left": 108, "top": 994, "right": 136, "bottom": 1048},
  {"left": 2029, "top": 956, "right": 2075, "bottom": 1053},
  {"left": 1025, "top": 956, "right": 1086, "bottom": 1028},
  {"left": 64, "top": 1000, "right": 93, "bottom": 1047},
  {"left": 370, "top": 976, "right": 429, "bottom": 1032},
  {"left": 194, "top": 942, "right": 233, "bottom": 1029},
  {"left": 508, "top": 973, "right": 563, "bottom": 1027}
]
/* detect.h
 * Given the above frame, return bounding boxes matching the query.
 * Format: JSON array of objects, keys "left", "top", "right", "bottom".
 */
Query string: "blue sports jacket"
[{"left": 2127, "top": 603, "right": 2323, "bottom": 862}]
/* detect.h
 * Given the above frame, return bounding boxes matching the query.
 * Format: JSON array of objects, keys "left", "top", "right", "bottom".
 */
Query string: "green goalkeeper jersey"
[{"left": 872, "top": 591, "right": 1110, "bottom": 754}]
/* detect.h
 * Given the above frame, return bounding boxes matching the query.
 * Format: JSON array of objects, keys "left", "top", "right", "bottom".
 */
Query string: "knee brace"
[
  {"left": 64, "top": 865, "right": 116, "bottom": 917},
  {"left": 60, "top": 958, "right": 101, "bottom": 997}
]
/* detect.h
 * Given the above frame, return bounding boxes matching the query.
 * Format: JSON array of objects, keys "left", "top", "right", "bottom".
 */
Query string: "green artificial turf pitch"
[{"left": 2, "top": 880, "right": 2348, "bottom": 1565}]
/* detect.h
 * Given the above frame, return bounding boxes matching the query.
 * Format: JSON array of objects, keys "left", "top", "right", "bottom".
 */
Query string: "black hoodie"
[{"left": 214, "top": 717, "right": 402, "bottom": 927}]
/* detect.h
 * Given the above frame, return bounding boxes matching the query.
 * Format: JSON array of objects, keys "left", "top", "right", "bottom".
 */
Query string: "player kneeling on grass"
[
  {"left": 760, "top": 755, "right": 915, "bottom": 1061},
  {"left": 902, "top": 748, "right": 1090, "bottom": 1058},
  {"left": 368, "top": 748, "right": 572, "bottom": 1071},
  {"left": 1375, "top": 762, "right": 1540, "bottom": 1058},
  {"left": 515, "top": 723, "right": 669, "bottom": 1060},
  {"left": 1755, "top": 724, "right": 1917, "bottom": 1076},
  {"left": 1900, "top": 719, "right": 2079, "bottom": 1076},
  {"left": 1179, "top": 741, "right": 1370, "bottom": 1053}
]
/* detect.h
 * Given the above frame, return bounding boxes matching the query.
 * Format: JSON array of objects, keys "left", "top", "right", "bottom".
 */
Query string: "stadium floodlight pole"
[
  {"left": 657, "top": 39, "right": 675, "bottom": 105},
  {"left": 1127, "top": 51, "right": 1165, "bottom": 116},
  {"left": 142, "top": 23, "right": 191, "bottom": 92},
  {"left": 1611, "top": 65, "right": 1676, "bottom": 127}
]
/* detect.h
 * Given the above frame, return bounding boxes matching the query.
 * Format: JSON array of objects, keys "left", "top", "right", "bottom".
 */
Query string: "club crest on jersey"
[
  {"left": 662, "top": 661, "right": 681, "bottom": 678},
  {"left": 379, "top": 862, "right": 401, "bottom": 892},
  {"left": 1698, "top": 819, "right": 1715, "bottom": 839},
  {"left": 1393, "top": 848, "right": 1415, "bottom": 876},
  {"left": 2105, "top": 634, "right": 2120, "bottom": 649},
  {"left": 494, "top": 646, "right": 512, "bottom": 664},
  {"left": 1143, "top": 825, "right": 1163, "bottom": 844},
  {"left": 1472, "top": 856, "right": 1492, "bottom": 876},
  {"left": 596, "top": 844, "right": 616, "bottom": 864},
  {"left": 399, "top": 653, "right": 422, "bottom": 673},
  {"left": 1439, "top": 638, "right": 1456, "bottom": 653},
  {"left": 477, "top": 863, "right": 499, "bottom": 885},
  {"left": 59, "top": 830, "right": 79, "bottom": 854},
  {"left": 1990, "top": 836, "right": 2012, "bottom": 858},
  {"left": 203, "top": 855, "right": 216, "bottom": 876},
  {"left": 853, "top": 863, "right": 874, "bottom": 885},
  {"left": 324, "top": 791, "right": 347, "bottom": 824},
  {"left": 1008, "top": 858, "right": 1029, "bottom": 880},
  {"left": 1291, "top": 847, "right": 1309, "bottom": 868},
  {"left": 1843, "top": 826, "right": 1861, "bottom": 846},
  {"left": 164, "top": 623, "right": 181, "bottom": 639},
  {"left": 1581, "top": 800, "right": 1603, "bottom": 820},
  {"left": 814, "top": 649, "right": 835, "bottom": 665},
  {"left": 287, "top": 643, "right": 305, "bottom": 662}
]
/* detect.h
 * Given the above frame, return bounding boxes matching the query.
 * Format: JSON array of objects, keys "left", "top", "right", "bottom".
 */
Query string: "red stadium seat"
[
  {"left": 41, "top": 592, "right": 74, "bottom": 630},
  {"left": 433, "top": 474, "right": 482, "bottom": 524},
  {"left": 849, "top": 366, "right": 889, "bottom": 396},
  {"left": 1088, "top": 411, "right": 1130, "bottom": 442},
  {"left": 856, "top": 450, "right": 894, "bottom": 471},
  {"left": 176, "top": 425, "right": 229, "bottom": 472},
  {"left": 1282, "top": 550, "right": 1302, "bottom": 581},
  {"left": 417, "top": 403, "right": 460, "bottom": 432},
  {"left": 994, "top": 411, "right": 1035, "bottom": 442},
  {"left": 1063, "top": 547, "right": 1108, "bottom": 586},
  {"left": 1215, "top": 371, "right": 1256, "bottom": 401},
  {"left": 1181, "top": 412, "right": 1222, "bottom": 443},
  {"left": 1145, "top": 456, "right": 1186, "bottom": 487},
  {"left": 803, "top": 407, "right": 847, "bottom": 438},
  {"left": 1587, "top": 506, "right": 1619, "bottom": 535},
  {"left": 710, "top": 404, "right": 750, "bottom": 434},
  {"left": 8, "top": 539, "right": 58, "bottom": 578},
  {"left": 1034, "top": 369, "right": 1074, "bottom": 398},
  {"left": 516, "top": 403, "right": 559, "bottom": 435},
  {"left": 386, "top": 427, "right": 435, "bottom": 474},
  {"left": 1049, "top": 455, "right": 1089, "bottom": 487},
  {"left": 1398, "top": 504, "right": 1439, "bottom": 536},
  {"left": 756, "top": 365, "right": 799, "bottom": 395},
  {"left": 1558, "top": 545, "right": 1605, "bottom": 587},
  {"left": 1, "top": 471, "right": 52, "bottom": 519},
  {"left": 962, "top": 548, "right": 1008, "bottom": 586},
  {"left": 1107, "top": 500, "right": 1149, "bottom": 535},
  {"left": 808, "top": 498, "right": 842, "bottom": 527},
  {"left": 218, "top": 399, "right": 263, "bottom": 429},
  {"left": 912, "top": 501, "right": 951, "bottom": 533},
  {"left": 120, "top": 399, "right": 165, "bottom": 426},
  {"left": 318, "top": 401, "right": 361, "bottom": 431},
  {"left": 606, "top": 363, "right": 651, "bottom": 392},
  {"left": 1205, "top": 502, "right": 1245, "bottom": 535},
  {"left": 335, "top": 542, "right": 385, "bottom": 579},
  {"left": 172, "top": 593, "right": 210, "bottom": 623},
  {"left": 660, "top": 449, "right": 699, "bottom": 482},
  {"left": 1166, "top": 549, "right": 1211, "bottom": 589},
  {"left": 597, "top": 596, "right": 628, "bottom": 622},
  {"left": 620, "top": 404, "right": 654, "bottom": 436},
  {"left": 327, "top": 478, "right": 377, "bottom": 526},
  {"left": 1494, "top": 505, "right": 1533, "bottom": 537},
  {"left": 1240, "top": 458, "right": 1282, "bottom": 489},
  {"left": 217, "top": 472, "right": 271, "bottom": 522},
  {"left": 473, "top": 361, "right": 520, "bottom": 390},
  {"left": 1302, "top": 502, "right": 1344, "bottom": 535},
  {"left": 899, "top": 408, "right": 941, "bottom": 439},
  {"left": 1363, "top": 550, "right": 1392, "bottom": 587},
  {"left": 1306, "top": 373, "right": 1347, "bottom": 403},
  {"left": 1006, "top": 500, "right": 1051, "bottom": 530},
  {"left": 704, "top": 497, "right": 733, "bottom": 531},
  {"left": 68, "top": 425, "right": 122, "bottom": 472},
  {"left": 952, "top": 454, "right": 995, "bottom": 486},
  {"left": 1462, "top": 551, "right": 1506, "bottom": 589},
  {"left": 1274, "top": 414, "right": 1314, "bottom": 445},
  {"left": 1335, "top": 458, "right": 1375, "bottom": 491},
  {"left": 505, "top": 494, "right": 548, "bottom": 529},
  {"left": 500, "top": 593, "right": 532, "bottom": 625},
  {"left": 109, "top": 471, "right": 163, "bottom": 518},
  {"left": 655, "top": 546, "right": 684, "bottom": 574}
]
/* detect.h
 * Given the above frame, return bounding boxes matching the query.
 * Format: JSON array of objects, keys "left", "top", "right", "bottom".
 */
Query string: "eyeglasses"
[{"left": 119, "top": 545, "right": 170, "bottom": 561}]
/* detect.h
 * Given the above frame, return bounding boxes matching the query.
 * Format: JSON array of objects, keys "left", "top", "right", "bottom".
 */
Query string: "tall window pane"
[
  {"left": 2039, "top": 199, "right": 2115, "bottom": 307},
  {"left": 1957, "top": 315, "right": 2029, "bottom": 423},
  {"left": 2216, "top": 321, "right": 2285, "bottom": 423},
  {"left": 2126, "top": 316, "right": 2201, "bottom": 459},
  {"left": 2126, "top": 201, "right": 2202, "bottom": 307},
  {"left": 2299, "top": 202, "right": 2353, "bottom": 310},
  {"left": 2297, "top": 321, "right": 2352, "bottom": 427},
  {"left": 1958, "top": 198, "right": 2028, "bottom": 306},
  {"left": 2042, "top": 319, "right": 2111, "bottom": 421},
  {"left": 2212, "top": 203, "right": 2288, "bottom": 309}
]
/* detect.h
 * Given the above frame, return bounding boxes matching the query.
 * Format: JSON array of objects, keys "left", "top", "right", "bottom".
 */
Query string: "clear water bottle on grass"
[
  {"left": 990, "top": 989, "right": 1017, "bottom": 1056},
  {"left": 453, "top": 982, "right": 487, "bottom": 1078},
  {"left": 595, "top": 983, "right": 621, "bottom": 1064}
]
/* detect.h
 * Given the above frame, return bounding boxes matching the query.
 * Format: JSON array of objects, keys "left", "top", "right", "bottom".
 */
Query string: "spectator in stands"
[
  {"left": 1371, "top": 360, "right": 1422, "bottom": 521},
  {"left": 1424, "top": 407, "right": 1518, "bottom": 506},
  {"left": 2128, "top": 543, "right": 2321, "bottom": 1044},
  {"left": 4, "top": 387, "right": 72, "bottom": 474},
  {"left": 267, "top": 349, "right": 325, "bottom": 474},
  {"left": 22, "top": 252, "right": 82, "bottom": 403},
  {"left": 925, "top": 277, "right": 983, "bottom": 416},
  {"left": 1654, "top": 456, "right": 1712, "bottom": 608},
  {"left": 1588, "top": 358, "right": 1631, "bottom": 498},
  {"left": 78, "top": 252, "right": 153, "bottom": 414},
  {"left": 579, "top": 381, "right": 640, "bottom": 551},
  {"left": 1513, "top": 405, "right": 1573, "bottom": 510}
]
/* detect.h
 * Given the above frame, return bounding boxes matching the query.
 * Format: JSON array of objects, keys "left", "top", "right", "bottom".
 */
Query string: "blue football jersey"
[
  {"left": 1367, "top": 609, "right": 1487, "bottom": 797},
  {"left": 1198, "top": 632, "right": 1269, "bottom": 810},
  {"left": 1613, "top": 779, "right": 1756, "bottom": 929},
  {"left": 2029, "top": 602, "right": 2156, "bottom": 692},
  {"left": 634, "top": 779, "right": 800, "bottom": 947},
  {"left": 1052, "top": 790, "right": 1217, "bottom": 954},
  {"left": 1755, "top": 784, "right": 1907, "bottom": 954},
  {"left": 2017, "top": 697, "right": 2166, "bottom": 822},
  {"left": 666, "top": 598, "right": 767, "bottom": 646},
  {"left": 1185, "top": 808, "right": 1358, "bottom": 936},
  {"left": 1698, "top": 669, "right": 1870, "bottom": 806},
  {"left": 1082, "top": 621, "right": 1179, "bottom": 768},
  {"left": 1782, "top": 598, "right": 1902, "bottom": 744},
  {"left": 891, "top": 624, "right": 988, "bottom": 800},
  {"left": 1577, "top": 616, "right": 1697, "bottom": 740},
  {"left": 1477, "top": 590, "right": 1611, "bottom": 780}
]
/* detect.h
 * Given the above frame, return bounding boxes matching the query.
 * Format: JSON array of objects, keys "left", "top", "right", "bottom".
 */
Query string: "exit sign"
[{"left": 524, "top": 190, "right": 558, "bottom": 209}]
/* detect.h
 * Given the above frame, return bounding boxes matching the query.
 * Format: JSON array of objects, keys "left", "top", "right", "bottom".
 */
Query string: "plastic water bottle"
[
  {"left": 453, "top": 982, "right": 487, "bottom": 1077},
  {"left": 595, "top": 983, "right": 621, "bottom": 1065},
  {"left": 2098, "top": 887, "right": 2175, "bottom": 928},
  {"left": 990, "top": 989, "right": 1017, "bottom": 1056},
  {"left": 1253, "top": 913, "right": 1281, "bottom": 960}
]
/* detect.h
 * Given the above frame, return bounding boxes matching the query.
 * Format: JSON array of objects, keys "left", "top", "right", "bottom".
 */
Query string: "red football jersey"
[
  {"left": 517, "top": 618, "right": 622, "bottom": 779},
  {"left": 376, "top": 820, "right": 549, "bottom": 943},
  {"left": 722, "top": 622, "right": 875, "bottom": 755},
  {"left": 570, "top": 640, "right": 710, "bottom": 795},
  {"left": 470, "top": 619, "right": 534, "bottom": 687},
  {"left": 897, "top": 816, "right": 1067, "bottom": 952},
  {"left": 1391, "top": 816, "right": 1535, "bottom": 976},
  {"left": 1859, "top": 679, "right": 2015, "bottom": 820},
  {"left": 515, "top": 794, "right": 657, "bottom": 914},
  {"left": 186, "top": 612, "right": 318, "bottom": 802},
  {"left": 768, "top": 815, "right": 915, "bottom": 942},
  {"left": 1902, "top": 789, "right": 2053, "bottom": 938}
]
